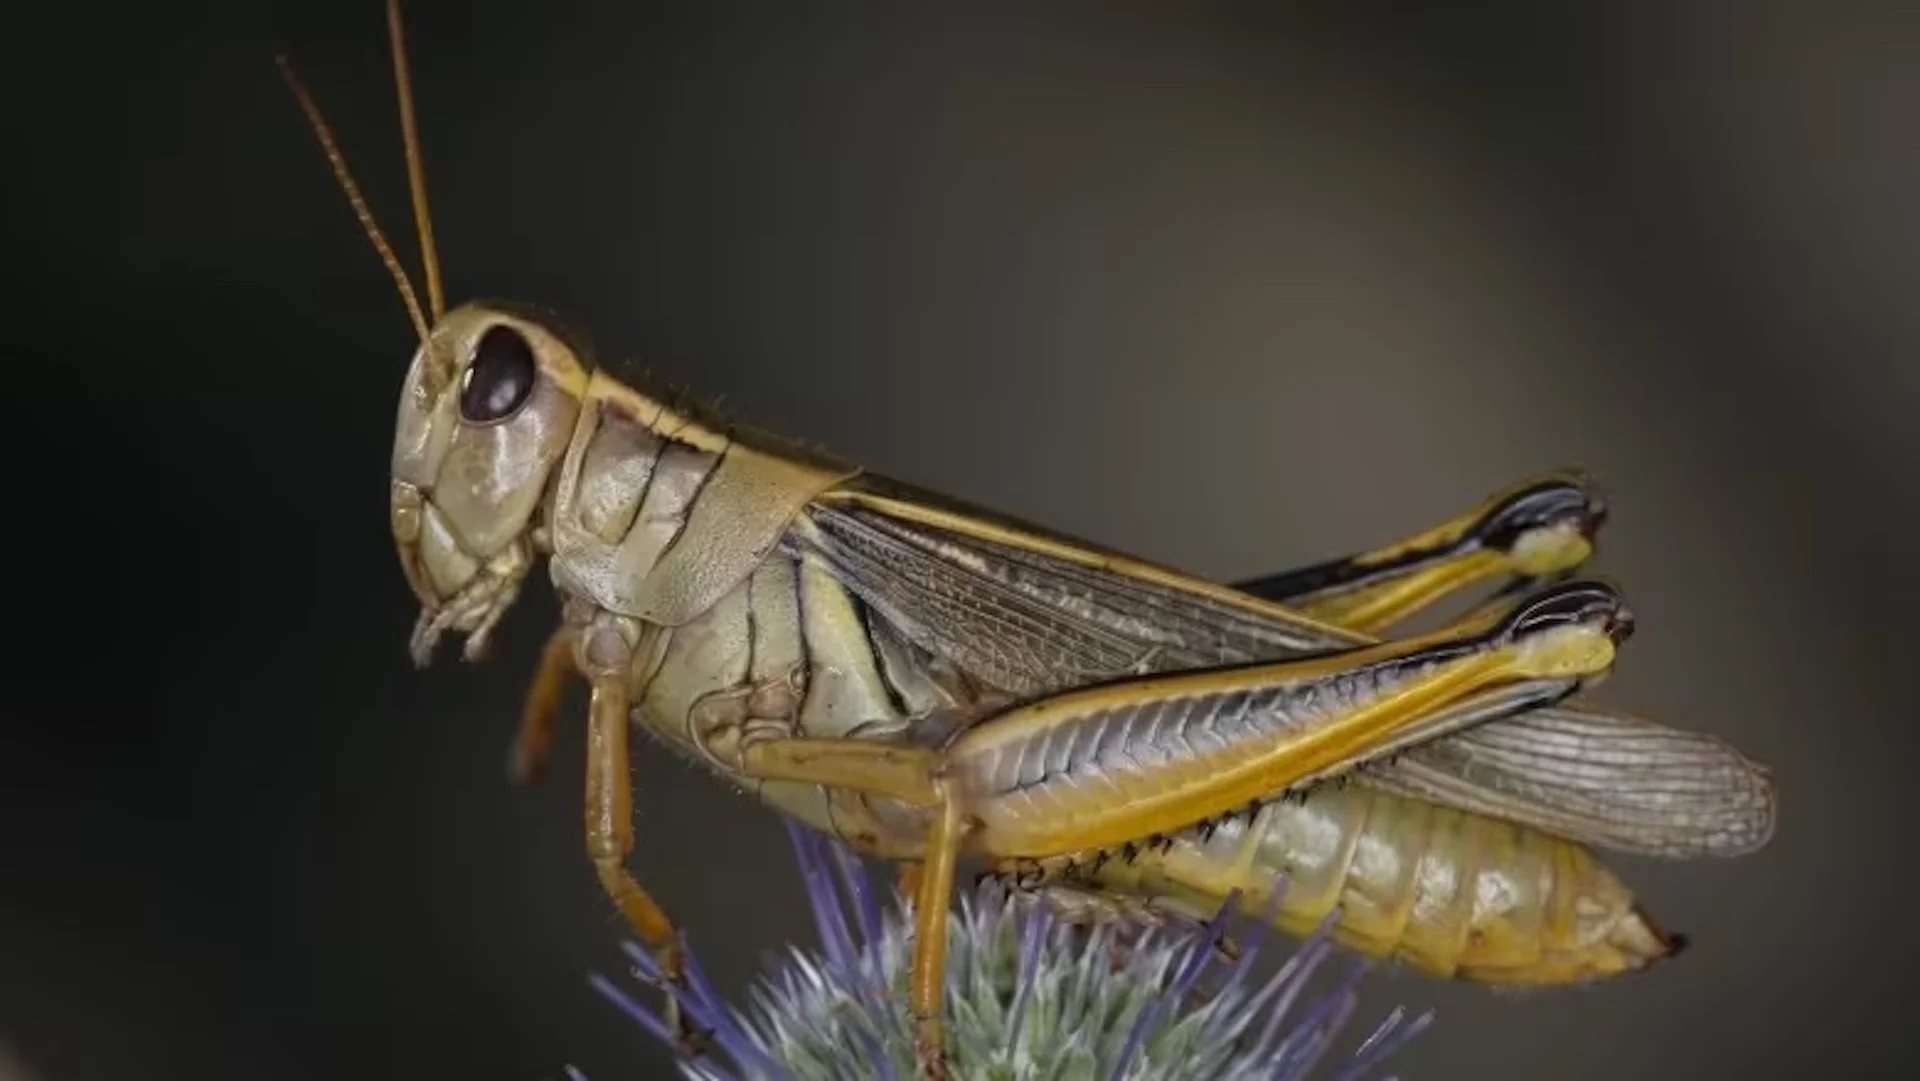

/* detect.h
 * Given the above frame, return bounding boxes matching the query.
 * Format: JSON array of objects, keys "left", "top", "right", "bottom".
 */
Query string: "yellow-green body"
[{"left": 386, "top": 304, "right": 1770, "bottom": 988}]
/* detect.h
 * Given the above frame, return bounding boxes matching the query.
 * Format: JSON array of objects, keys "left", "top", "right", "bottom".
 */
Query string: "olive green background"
[{"left": 7, "top": 2, "right": 1916, "bottom": 1079}]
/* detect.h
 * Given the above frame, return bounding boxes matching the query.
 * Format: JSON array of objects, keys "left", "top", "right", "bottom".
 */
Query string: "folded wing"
[{"left": 792, "top": 476, "right": 1776, "bottom": 859}]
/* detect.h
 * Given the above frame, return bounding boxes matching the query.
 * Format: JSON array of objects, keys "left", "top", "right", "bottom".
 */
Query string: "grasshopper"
[{"left": 281, "top": 4, "right": 1776, "bottom": 1076}]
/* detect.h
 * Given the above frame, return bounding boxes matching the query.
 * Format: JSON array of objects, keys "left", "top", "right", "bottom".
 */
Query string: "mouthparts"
[{"left": 403, "top": 538, "right": 533, "bottom": 668}]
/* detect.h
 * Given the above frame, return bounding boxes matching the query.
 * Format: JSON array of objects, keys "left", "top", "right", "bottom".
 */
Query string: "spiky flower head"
[{"left": 586, "top": 823, "right": 1430, "bottom": 1081}]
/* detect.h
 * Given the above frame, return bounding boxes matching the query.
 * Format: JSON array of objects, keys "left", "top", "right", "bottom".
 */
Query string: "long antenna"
[
  {"left": 276, "top": 53, "right": 432, "bottom": 344},
  {"left": 386, "top": 0, "right": 446, "bottom": 321}
]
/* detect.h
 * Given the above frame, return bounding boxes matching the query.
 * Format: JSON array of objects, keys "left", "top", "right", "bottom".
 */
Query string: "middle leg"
[{"left": 732, "top": 737, "right": 960, "bottom": 1078}]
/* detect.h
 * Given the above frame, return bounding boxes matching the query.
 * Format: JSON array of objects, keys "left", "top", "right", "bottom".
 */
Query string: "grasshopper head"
[
  {"left": 390, "top": 301, "right": 593, "bottom": 665},
  {"left": 276, "top": 10, "right": 596, "bottom": 665}
]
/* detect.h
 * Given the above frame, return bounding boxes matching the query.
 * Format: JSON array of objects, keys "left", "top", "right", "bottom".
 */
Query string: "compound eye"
[{"left": 458, "top": 325, "right": 537, "bottom": 424}]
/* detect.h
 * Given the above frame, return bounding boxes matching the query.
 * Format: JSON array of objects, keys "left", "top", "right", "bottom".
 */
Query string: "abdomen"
[{"left": 1087, "top": 783, "right": 1681, "bottom": 985}]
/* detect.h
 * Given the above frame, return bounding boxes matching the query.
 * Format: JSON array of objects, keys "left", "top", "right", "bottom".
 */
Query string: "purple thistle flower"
[{"left": 582, "top": 824, "right": 1431, "bottom": 1080}]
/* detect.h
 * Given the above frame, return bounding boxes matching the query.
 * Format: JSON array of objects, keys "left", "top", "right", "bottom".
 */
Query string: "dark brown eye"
[{"left": 459, "top": 325, "right": 537, "bottom": 423}]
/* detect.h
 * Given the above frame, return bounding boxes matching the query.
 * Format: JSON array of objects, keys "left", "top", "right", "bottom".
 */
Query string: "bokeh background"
[{"left": 7, "top": 1, "right": 1917, "bottom": 1078}]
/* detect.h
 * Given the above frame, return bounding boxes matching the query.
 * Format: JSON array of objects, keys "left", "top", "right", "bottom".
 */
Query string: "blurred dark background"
[{"left": 5, "top": 1, "right": 1917, "bottom": 1078}]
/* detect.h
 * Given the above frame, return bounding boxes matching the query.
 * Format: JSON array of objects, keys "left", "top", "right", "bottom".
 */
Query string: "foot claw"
[
  {"left": 657, "top": 943, "right": 714, "bottom": 1062},
  {"left": 670, "top": 1013, "right": 713, "bottom": 1061},
  {"left": 914, "top": 1022, "right": 949, "bottom": 1081}
]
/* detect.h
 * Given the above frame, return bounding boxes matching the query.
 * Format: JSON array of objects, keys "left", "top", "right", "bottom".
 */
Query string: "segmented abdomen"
[{"left": 1087, "top": 783, "right": 1680, "bottom": 985}]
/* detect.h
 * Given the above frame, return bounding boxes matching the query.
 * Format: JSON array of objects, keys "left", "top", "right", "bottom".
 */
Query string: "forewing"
[
  {"left": 800, "top": 477, "right": 1359, "bottom": 682},
  {"left": 796, "top": 476, "right": 1775, "bottom": 858},
  {"left": 795, "top": 501, "right": 1148, "bottom": 695}
]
